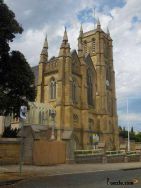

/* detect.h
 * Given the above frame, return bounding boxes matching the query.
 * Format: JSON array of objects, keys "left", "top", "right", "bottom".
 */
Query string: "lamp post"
[{"left": 49, "top": 109, "right": 56, "bottom": 140}]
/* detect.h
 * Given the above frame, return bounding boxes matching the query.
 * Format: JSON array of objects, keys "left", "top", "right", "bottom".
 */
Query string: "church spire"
[
  {"left": 78, "top": 24, "right": 83, "bottom": 57},
  {"left": 107, "top": 27, "right": 110, "bottom": 36},
  {"left": 79, "top": 24, "right": 83, "bottom": 37},
  {"left": 97, "top": 18, "right": 101, "bottom": 30},
  {"left": 43, "top": 34, "right": 48, "bottom": 48},
  {"left": 59, "top": 27, "right": 69, "bottom": 57},
  {"left": 41, "top": 34, "right": 48, "bottom": 55},
  {"left": 63, "top": 26, "right": 68, "bottom": 42},
  {"left": 40, "top": 34, "right": 48, "bottom": 63}
]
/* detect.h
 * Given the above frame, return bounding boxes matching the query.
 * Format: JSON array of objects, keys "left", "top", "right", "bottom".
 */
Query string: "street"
[{"left": 14, "top": 168, "right": 141, "bottom": 188}]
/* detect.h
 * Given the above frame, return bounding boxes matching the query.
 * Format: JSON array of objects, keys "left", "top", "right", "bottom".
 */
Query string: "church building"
[{"left": 34, "top": 19, "right": 119, "bottom": 150}]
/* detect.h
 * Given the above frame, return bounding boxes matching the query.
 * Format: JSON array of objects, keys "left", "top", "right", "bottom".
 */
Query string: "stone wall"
[
  {"left": 0, "top": 138, "right": 20, "bottom": 165},
  {"left": 75, "top": 154, "right": 104, "bottom": 163},
  {"left": 74, "top": 150, "right": 141, "bottom": 164},
  {"left": 106, "top": 155, "right": 125, "bottom": 163}
]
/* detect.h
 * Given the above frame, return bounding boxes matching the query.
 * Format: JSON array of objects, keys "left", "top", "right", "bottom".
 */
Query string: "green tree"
[
  {"left": 135, "top": 132, "right": 141, "bottom": 142},
  {"left": 0, "top": 1, "right": 36, "bottom": 116},
  {"left": 119, "top": 126, "right": 128, "bottom": 138},
  {"left": 131, "top": 126, "right": 134, "bottom": 133}
]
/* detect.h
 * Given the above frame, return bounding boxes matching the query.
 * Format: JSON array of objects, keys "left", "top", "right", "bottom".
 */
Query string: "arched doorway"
[{"left": 66, "top": 134, "right": 80, "bottom": 162}]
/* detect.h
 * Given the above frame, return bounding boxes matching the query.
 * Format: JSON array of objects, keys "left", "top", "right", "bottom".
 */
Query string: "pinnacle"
[
  {"left": 40, "top": 34, "right": 48, "bottom": 57},
  {"left": 43, "top": 34, "right": 48, "bottom": 48},
  {"left": 79, "top": 23, "right": 83, "bottom": 38},
  {"left": 63, "top": 26, "right": 68, "bottom": 41},
  {"left": 107, "top": 27, "right": 110, "bottom": 36},
  {"left": 80, "top": 23, "right": 83, "bottom": 33},
  {"left": 97, "top": 18, "right": 100, "bottom": 26}
]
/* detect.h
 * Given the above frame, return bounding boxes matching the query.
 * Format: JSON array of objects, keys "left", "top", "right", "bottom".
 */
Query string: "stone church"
[{"left": 34, "top": 20, "right": 119, "bottom": 150}]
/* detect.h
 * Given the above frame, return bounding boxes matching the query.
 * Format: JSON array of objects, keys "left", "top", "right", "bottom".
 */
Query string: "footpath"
[{"left": 0, "top": 162, "right": 141, "bottom": 186}]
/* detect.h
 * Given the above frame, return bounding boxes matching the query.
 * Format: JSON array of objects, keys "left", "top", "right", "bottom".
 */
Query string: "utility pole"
[{"left": 127, "top": 98, "right": 130, "bottom": 152}]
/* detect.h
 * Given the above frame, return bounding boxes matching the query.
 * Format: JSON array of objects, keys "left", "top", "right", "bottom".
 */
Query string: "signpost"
[
  {"left": 49, "top": 109, "right": 56, "bottom": 140},
  {"left": 19, "top": 105, "right": 27, "bottom": 176}
]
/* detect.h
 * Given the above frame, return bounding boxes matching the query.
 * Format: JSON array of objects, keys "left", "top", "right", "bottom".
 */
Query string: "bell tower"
[{"left": 78, "top": 19, "right": 119, "bottom": 149}]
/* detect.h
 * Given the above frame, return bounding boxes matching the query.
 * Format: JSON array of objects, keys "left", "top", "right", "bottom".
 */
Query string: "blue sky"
[
  {"left": 4, "top": 0, "right": 141, "bottom": 131},
  {"left": 118, "top": 98, "right": 141, "bottom": 131}
]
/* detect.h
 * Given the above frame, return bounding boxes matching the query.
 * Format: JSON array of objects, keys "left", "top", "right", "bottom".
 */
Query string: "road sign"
[{"left": 20, "top": 106, "right": 27, "bottom": 120}]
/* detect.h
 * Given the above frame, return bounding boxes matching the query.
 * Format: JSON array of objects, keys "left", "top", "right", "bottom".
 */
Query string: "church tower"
[{"left": 78, "top": 19, "right": 119, "bottom": 149}]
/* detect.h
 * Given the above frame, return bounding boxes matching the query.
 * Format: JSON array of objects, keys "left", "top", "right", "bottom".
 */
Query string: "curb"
[{"left": 0, "top": 179, "right": 23, "bottom": 186}]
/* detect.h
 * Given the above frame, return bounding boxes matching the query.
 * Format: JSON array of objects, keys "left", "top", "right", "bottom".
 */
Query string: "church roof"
[
  {"left": 48, "top": 56, "right": 57, "bottom": 62},
  {"left": 83, "top": 29, "right": 96, "bottom": 37}
]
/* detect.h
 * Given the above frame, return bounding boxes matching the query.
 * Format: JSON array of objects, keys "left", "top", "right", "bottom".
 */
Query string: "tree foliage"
[
  {"left": 119, "top": 126, "right": 141, "bottom": 142},
  {"left": 0, "top": 1, "right": 36, "bottom": 116},
  {"left": 2, "top": 124, "right": 19, "bottom": 138}
]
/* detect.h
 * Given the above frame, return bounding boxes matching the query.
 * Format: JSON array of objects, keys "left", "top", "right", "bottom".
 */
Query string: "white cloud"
[{"left": 119, "top": 113, "right": 141, "bottom": 122}]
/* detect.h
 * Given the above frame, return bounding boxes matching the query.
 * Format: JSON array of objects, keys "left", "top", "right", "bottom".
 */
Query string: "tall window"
[
  {"left": 89, "top": 119, "right": 94, "bottom": 130},
  {"left": 87, "top": 69, "right": 93, "bottom": 105},
  {"left": 72, "top": 80, "right": 77, "bottom": 103},
  {"left": 50, "top": 78, "right": 56, "bottom": 99},
  {"left": 92, "top": 38, "right": 96, "bottom": 53},
  {"left": 84, "top": 40, "right": 87, "bottom": 54}
]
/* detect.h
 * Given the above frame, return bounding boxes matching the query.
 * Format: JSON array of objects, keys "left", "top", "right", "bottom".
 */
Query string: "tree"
[
  {"left": 119, "top": 126, "right": 128, "bottom": 138},
  {"left": 135, "top": 133, "right": 141, "bottom": 142},
  {"left": 0, "top": 1, "right": 36, "bottom": 116},
  {"left": 131, "top": 126, "right": 134, "bottom": 133},
  {"left": 2, "top": 125, "right": 19, "bottom": 138},
  {"left": 0, "top": 51, "right": 36, "bottom": 115},
  {"left": 119, "top": 126, "right": 141, "bottom": 142}
]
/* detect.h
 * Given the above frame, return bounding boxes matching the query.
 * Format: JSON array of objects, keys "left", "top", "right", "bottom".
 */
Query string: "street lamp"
[{"left": 49, "top": 109, "right": 56, "bottom": 140}]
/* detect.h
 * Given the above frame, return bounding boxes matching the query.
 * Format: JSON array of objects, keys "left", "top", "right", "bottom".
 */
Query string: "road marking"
[{"left": 48, "top": 169, "right": 105, "bottom": 177}]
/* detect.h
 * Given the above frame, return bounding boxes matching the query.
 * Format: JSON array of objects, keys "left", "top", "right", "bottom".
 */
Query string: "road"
[{"left": 14, "top": 168, "right": 141, "bottom": 188}]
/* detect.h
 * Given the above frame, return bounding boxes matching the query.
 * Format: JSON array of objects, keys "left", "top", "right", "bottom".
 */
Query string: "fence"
[
  {"left": 74, "top": 149, "right": 141, "bottom": 163},
  {"left": 33, "top": 140, "right": 66, "bottom": 165}
]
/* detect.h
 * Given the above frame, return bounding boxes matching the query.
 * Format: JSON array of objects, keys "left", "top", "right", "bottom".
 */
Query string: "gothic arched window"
[
  {"left": 89, "top": 119, "right": 94, "bottom": 130},
  {"left": 50, "top": 78, "right": 56, "bottom": 99},
  {"left": 72, "top": 80, "right": 77, "bottom": 103},
  {"left": 84, "top": 40, "right": 87, "bottom": 54},
  {"left": 87, "top": 69, "right": 93, "bottom": 105},
  {"left": 92, "top": 38, "right": 96, "bottom": 53}
]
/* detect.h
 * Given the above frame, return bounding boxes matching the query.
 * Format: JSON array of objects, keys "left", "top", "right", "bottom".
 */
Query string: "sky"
[{"left": 4, "top": 0, "right": 141, "bottom": 131}]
